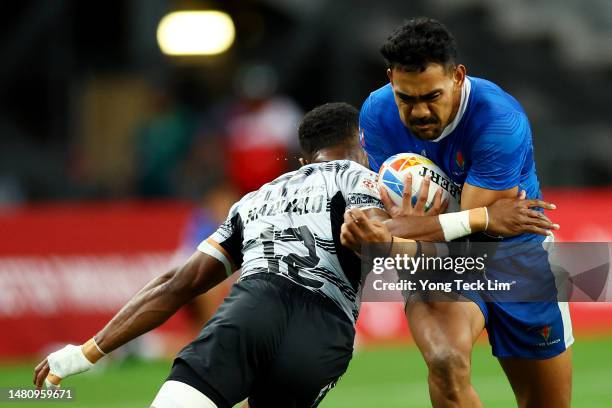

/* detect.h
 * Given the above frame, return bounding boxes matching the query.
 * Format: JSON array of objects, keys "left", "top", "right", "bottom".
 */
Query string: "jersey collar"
[{"left": 431, "top": 77, "right": 471, "bottom": 143}]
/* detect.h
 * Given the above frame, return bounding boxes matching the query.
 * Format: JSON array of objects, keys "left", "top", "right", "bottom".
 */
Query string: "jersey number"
[{"left": 260, "top": 225, "right": 323, "bottom": 289}]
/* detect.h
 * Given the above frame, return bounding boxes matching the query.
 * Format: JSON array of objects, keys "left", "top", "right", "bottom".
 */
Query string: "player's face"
[{"left": 388, "top": 64, "right": 465, "bottom": 141}]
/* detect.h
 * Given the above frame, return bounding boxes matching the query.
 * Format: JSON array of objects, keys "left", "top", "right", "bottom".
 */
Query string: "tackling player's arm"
[
  {"left": 33, "top": 248, "right": 232, "bottom": 389},
  {"left": 94, "top": 247, "right": 231, "bottom": 354},
  {"left": 33, "top": 195, "right": 247, "bottom": 390}
]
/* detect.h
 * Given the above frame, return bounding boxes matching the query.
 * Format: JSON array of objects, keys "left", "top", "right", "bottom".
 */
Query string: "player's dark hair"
[
  {"left": 380, "top": 17, "right": 458, "bottom": 72},
  {"left": 298, "top": 102, "right": 359, "bottom": 156}
]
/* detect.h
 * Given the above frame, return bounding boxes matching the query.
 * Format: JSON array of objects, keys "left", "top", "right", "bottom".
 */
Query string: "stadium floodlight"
[{"left": 157, "top": 11, "right": 235, "bottom": 56}]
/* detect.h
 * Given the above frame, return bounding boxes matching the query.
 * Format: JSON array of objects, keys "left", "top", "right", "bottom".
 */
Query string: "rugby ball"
[{"left": 378, "top": 153, "right": 460, "bottom": 213}]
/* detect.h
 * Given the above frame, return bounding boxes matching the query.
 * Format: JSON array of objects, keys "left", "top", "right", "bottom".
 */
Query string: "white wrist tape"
[
  {"left": 47, "top": 344, "right": 94, "bottom": 381},
  {"left": 44, "top": 378, "right": 60, "bottom": 390},
  {"left": 438, "top": 210, "right": 472, "bottom": 241}
]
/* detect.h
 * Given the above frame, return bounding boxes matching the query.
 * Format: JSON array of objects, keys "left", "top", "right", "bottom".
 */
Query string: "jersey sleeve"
[
  {"left": 359, "top": 94, "right": 388, "bottom": 173},
  {"left": 197, "top": 200, "right": 244, "bottom": 276},
  {"left": 465, "top": 111, "right": 531, "bottom": 191},
  {"left": 337, "top": 163, "right": 386, "bottom": 212}
]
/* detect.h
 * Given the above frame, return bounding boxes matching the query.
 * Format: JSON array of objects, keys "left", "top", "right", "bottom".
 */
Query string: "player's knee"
[{"left": 426, "top": 348, "right": 471, "bottom": 397}]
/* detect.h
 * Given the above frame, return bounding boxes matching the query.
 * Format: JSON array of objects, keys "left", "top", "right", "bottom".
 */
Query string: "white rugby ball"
[{"left": 378, "top": 153, "right": 460, "bottom": 213}]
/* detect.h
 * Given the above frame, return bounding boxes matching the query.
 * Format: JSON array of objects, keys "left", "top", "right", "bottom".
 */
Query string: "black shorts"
[{"left": 168, "top": 273, "right": 355, "bottom": 408}]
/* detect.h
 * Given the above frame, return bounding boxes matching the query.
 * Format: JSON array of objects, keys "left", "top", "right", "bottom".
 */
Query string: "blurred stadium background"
[{"left": 1, "top": 0, "right": 611, "bottom": 406}]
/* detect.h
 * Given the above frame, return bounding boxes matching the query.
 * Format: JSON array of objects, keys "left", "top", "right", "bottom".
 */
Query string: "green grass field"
[{"left": 1, "top": 338, "right": 610, "bottom": 407}]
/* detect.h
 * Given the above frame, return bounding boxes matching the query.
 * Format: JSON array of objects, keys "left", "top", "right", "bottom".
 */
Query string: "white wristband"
[
  {"left": 47, "top": 344, "right": 94, "bottom": 382},
  {"left": 438, "top": 210, "right": 472, "bottom": 241}
]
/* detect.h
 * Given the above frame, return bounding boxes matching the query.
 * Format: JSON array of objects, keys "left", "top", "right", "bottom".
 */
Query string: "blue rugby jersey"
[{"left": 360, "top": 76, "right": 543, "bottom": 242}]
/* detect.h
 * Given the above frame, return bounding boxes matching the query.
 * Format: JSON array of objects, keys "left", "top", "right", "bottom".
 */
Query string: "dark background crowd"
[{"left": 1, "top": 0, "right": 610, "bottom": 207}]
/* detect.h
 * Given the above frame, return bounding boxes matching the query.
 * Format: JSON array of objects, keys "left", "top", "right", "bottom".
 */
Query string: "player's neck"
[
  {"left": 447, "top": 87, "right": 462, "bottom": 124},
  {"left": 312, "top": 146, "right": 352, "bottom": 163}
]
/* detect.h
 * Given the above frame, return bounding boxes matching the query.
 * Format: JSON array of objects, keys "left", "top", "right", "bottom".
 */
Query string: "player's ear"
[
  {"left": 453, "top": 64, "right": 466, "bottom": 87},
  {"left": 298, "top": 157, "right": 309, "bottom": 167},
  {"left": 387, "top": 68, "right": 393, "bottom": 83}
]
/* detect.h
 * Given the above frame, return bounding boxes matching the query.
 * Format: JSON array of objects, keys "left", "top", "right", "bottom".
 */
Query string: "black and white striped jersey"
[{"left": 197, "top": 160, "right": 385, "bottom": 323}]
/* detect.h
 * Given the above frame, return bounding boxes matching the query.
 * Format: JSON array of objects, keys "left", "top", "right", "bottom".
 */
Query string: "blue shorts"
[{"left": 468, "top": 239, "right": 574, "bottom": 359}]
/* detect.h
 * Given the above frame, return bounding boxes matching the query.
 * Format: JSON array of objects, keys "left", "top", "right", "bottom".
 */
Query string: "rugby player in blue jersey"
[{"left": 359, "top": 17, "right": 572, "bottom": 408}]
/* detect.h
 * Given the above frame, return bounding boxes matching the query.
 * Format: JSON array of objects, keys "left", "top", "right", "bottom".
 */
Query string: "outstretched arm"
[
  {"left": 34, "top": 250, "right": 229, "bottom": 389},
  {"left": 95, "top": 251, "right": 227, "bottom": 353}
]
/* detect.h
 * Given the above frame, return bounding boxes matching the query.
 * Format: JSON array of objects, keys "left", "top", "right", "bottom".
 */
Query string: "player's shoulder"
[
  {"left": 228, "top": 190, "right": 258, "bottom": 214},
  {"left": 366, "top": 82, "right": 394, "bottom": 103},
  {"left": 467, "top": 76, "right": 530, "bottom": 137},
  {"left": 468, "top": 76, "right": 527, "bottom": 120},
  {"left": 361, "top": 83, "right": 395, "bottom": 118},
  {"left": 238, "top": 169, "right": 299, "bottom": 205}
]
